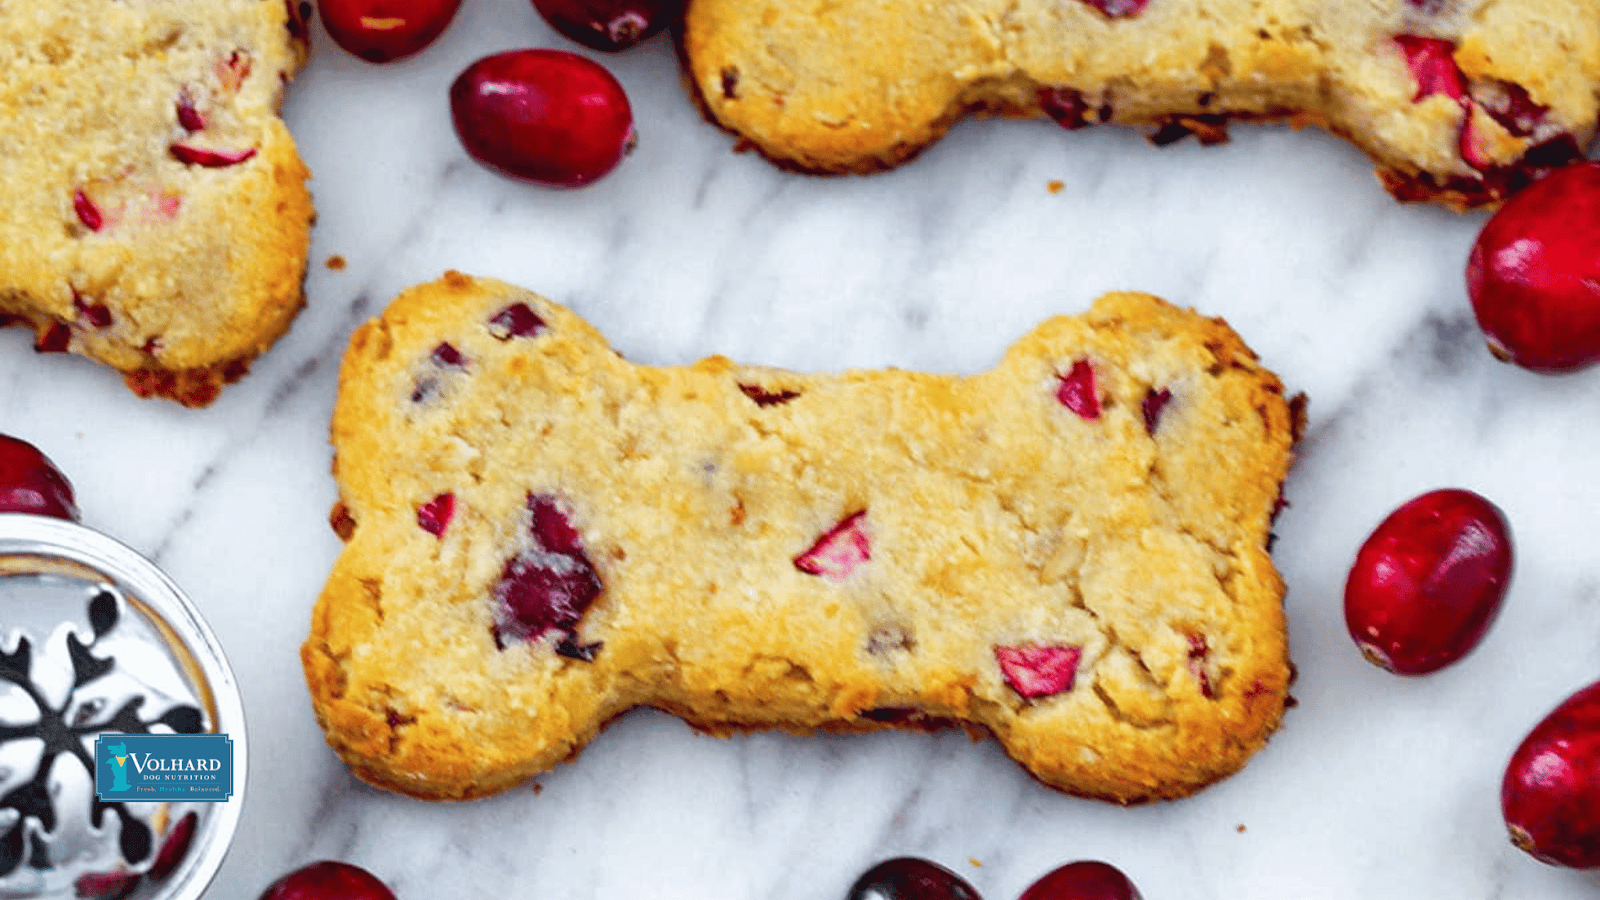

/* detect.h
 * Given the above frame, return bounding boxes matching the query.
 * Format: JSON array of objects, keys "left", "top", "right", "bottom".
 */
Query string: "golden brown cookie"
[
  {"left": 680, "top": 0, "right": 1600, "bottom": 208},
  {"left": 0, "top": 0, "right": 314, "bottom": 405},
  {"left": 304, "top": 272, "right": 1300, "bottom": 802}
]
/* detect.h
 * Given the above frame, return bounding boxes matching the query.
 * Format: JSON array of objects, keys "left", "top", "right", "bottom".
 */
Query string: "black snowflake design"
[{"left": 0, "top": 590, "right": 202, "bottom": 876}]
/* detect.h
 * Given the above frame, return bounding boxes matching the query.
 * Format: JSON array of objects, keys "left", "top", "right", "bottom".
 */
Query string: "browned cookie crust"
[
  {"left": 305, "top": 272, "right": 1299, "bottom": 802},
  {"left": 680, "top": 0, "right": 1600, "bottom": 209},
  {"left": 0, "top": 0, "right": 315, "bottom": 406}
]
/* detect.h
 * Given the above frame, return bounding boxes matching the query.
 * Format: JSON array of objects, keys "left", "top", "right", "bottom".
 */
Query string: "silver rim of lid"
[{"left": 0, "top": 514, "right": 246, "bottom": 900}]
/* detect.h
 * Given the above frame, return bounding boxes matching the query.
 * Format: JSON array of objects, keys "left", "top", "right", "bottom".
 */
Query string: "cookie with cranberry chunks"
[
  {"left": 681, "top": 0, "right": 1600, "bottom": 207},
  {"left": 1468, "top": 161, "right": 1600, "bottom": 372},
  {"left": 304, "top": 272, "right": 1298, "bottom": 803},
  {"left": 0, "top": 435, "right": 79, "bottom": 521},
  {"left": 0, "top": 0, "right": 313, "bottom": 405}
]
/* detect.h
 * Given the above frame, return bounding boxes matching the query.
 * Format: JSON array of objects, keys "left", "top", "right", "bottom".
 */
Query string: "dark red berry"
[
  {"left": 1503, "top": 679, "right": 1600, "bottom": 867},
  {"left": 430, "top": 341, "right": 466, "bottom": 367},
  {"left": 487, "top": 302, "right": 547, "bottom": 339},
  {"left": 148, "top": 812, "right": 197, "bottom": 880},
  {"left": 74, "top": 870, "right": 140, "bottom": 899},
  {"left": 1055, "top": 359, "right": 1100, "bottom": 420},
  {"left": 319, "top": 0, "right": 464, "bottom": 63},
  {"left": 1467, "top": 161, "right": 1600, "bottom": 372},
  {"left": 530, "top": 0, "right": 684, "bottom": 52},
  {"left": 492, "top": 494, "right": 603, "bottom": 646},
  {"left": 417, "top": 492, "right": 455, "bottom": 536},
  {"left": 450, "top": 49, "right": 635, "bottom": 187},
  {"left": 73, "top": 188, "right": 104, "bottom": 231},
  {"left": 1018, "top": 861, "right": 1144, "bottom": 900},
  {"left": 1344, "top": 489, "right": 1512, "bottom": 675},
  {"left": 1141, "top": 387, "right": 1171, "bottom": 434},
  {"left": 0, "top": 435, "right": 79, "bottom": 520},
  {"left": 258, "top": 861, "right": 396, "bottom": 900},
  {"left": 847, "top": 857, "right": 980, "bottom": 900}
]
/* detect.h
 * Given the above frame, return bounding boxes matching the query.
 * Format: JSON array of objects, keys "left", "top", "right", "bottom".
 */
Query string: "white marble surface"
[{"left": 5, "top": 2, "right": 1600, "bottom": 898}]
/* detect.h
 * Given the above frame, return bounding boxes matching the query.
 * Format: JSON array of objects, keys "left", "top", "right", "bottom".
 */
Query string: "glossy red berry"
[
  {"left": 1344, "top": 489, "right": 1512, "bottom": 675},
  {"left": 1503, "top": 679, "right": 1600, "bottom": 867},
  {"left": 1018, "top": 861, "right": 1143, "bottom": 900},
  {"left": 319, "top": 0, "right": 464, "bottom": 63},
  {"left": 0, "top": 435, "right": 79, "bottom": 521},
  {"left": 449, "top": 49, "right": 635, "bottom": 187},
  {"left": 846, "top": 857, "right": 981, "bottom": 900},
  {"left": 1467, "top": 161, "right": 1600, "bottom": 372},
  {"left": 530, "top": 0, "right": 684, "bottom": 52},
  {"left": 258, "top": 861, "right": 396, "bottom": 900}
]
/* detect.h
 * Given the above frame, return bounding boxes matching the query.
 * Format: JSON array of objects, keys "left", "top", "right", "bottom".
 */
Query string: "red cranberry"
[
  {"left": 1077, "top": 0, "right": 1147, "bottom": 17},
  {"left": 74, "top": 870, "right": 140, "bottom": 899},
  {"left": 169, "top": 143, "right": 257, "bottom": 167},
  {"left": 0, "top": 435, "right": 79, "bottom": 520},
  {"left": 794, "top": 511, "right": 870, "bottom": 578},
  {"left": 1344, "top": 489, "right": 1512, "bottom": 675},
  {"left": 995, "top": 644, "right": 1081, "bottom": 698},
  {"left": 1018, "top": 861, "right": 1144, "bottom": 900},
  {"left": 530, "top": 0, "right": 684, "bottom": 52},
  {"left": 847, "top": 857, "right": 980, "bottom": 900},
  {"left": 492, "top": 494, "right": 603, "bottom": 647},
  {"left": 1467, "top": 161, "right": 1600, "bottom": 372},
  {"left": 417, "top": 493, "right": 455, "bottom": 536},
  {"left": 258, "top": 861, "right": 396, "bottom": 900},
  {"left": 148, "top": 812, "right": 197, "bottom": 880},
  {"left": 319, "top": 0, "right": 464, "bottom": 63},
  {"left": 1393, "top": 35, "right": 1465, "bottom": 102},
  {"left": 450, "top": 49, "right": 635, "bottom": 187},
  {"left": 1503, "top": 679, "right": 1600, "bottom": 867},
  {"left": 1055, "top": 359, "right": 1100, "bottom": 420}
]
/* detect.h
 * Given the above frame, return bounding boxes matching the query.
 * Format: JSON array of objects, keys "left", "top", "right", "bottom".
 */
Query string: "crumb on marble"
[
  {"left": 1236, "top": 823, "right": 1247, "bottom": 833},
  {"left": 968, "top": 858, "right": 981, "bottom": 868},
  {"left": 326, "top": 254, "right": 347, "bottom": 270},
  {"left": 1047, "top": 180, "right": 1064, "bottom": 194}
]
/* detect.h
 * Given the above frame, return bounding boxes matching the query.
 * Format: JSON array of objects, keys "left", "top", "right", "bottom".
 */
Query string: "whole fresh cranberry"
[
  {"left": 1467, "top": 161, "right": 1600, "bottom": 372},
  {"left": 1343, "top": 489, "right": 1512, "bottom": 675},
  {"left": 530, "top": 0, "right": 684, "bottom": 52},
  {"left": 449, "top": 49, "right": 635, "bottom": 187},
  {"left": 319, "top": 0, "right": 464, "bottom": 63},
  {"left": 1503, "top": 679, "right": 1600, "bottom": 867},
  {"left": 1018, "top": 861, "right": 1144, "bottom": 900},
  {"left": 258, "top": 861, "right": 396, "bottom": 900},
  {"left": 846, "top": 857, "right": 980, "bottom": 900},
  {"left": 0, "top": 435, "right": 79, "bottom": 520}
]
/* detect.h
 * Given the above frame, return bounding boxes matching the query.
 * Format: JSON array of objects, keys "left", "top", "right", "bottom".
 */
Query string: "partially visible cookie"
[
  {"left": 0, "top": 0, "right": 314, "bottom": 406},
  {"left": 680, "top": 0, "right": 1600, "bottom": 208},
  {"left": 305, "top": 272, "right": 1300, "bottom": 803}
]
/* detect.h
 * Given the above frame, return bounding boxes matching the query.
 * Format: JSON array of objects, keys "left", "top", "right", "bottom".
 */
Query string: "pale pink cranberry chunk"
[
  {"left": 1078, "top": 0, "right": 1147, "bottom": 17},
  {"left": 417, "top": 492, "right": 455, "bottom": 536},
  {"left": 487, "top": 302, "right": 547, "bottom": 339},
  {"left": 216, "top": 50, "right": 252, "bottom": 94},
  {"left": 72, "top": 188, "right": 104, "bottom": 231},
  {"left": 794, "top": 511, "right": 870, "bottom": 578},
  {"left": 1055, "top": 359, "right": 1101, "bottom": 420},
  {"left": 170, "top": 143, "right": 257, "bottom": 167},
  {"left": 1141, "top": 387, "right": 1171, "bottom": 434},
  {"left": 1394, "top": 35, "right": 1465, "bottom": 102},
  {"left": 1459, "top": 107, "right": 1496, "bottom": 171},
  {"left": 996, "top": 644, "right": 1082, "bottom": 698},
  {"left": 491, "top": 493, "right": 603, "bottom": 650}
]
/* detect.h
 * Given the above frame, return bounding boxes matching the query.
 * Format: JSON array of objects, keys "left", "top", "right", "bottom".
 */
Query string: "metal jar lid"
[{"left": 0, "top": 514, "right": 246, "bottom": 900}]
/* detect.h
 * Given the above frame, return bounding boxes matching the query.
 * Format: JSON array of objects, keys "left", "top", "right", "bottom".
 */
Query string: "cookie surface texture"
[
  {"left": 304, "top": 272, "right": 1299, "bottom": 802},
  {"left": 680, "top": 0, "right": 1600, "bottom": 208},
  {"left": 0, "top": 0, "right": 314, "bottom": 405}
]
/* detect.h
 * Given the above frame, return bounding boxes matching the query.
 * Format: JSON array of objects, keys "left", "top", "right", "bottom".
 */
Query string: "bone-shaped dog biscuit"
[
  {"left": 303, "top": 272, "right": 1299, "bottom": 802},
  {"left": 680, "top": 0, "right": 1600, "bottom": 208}
]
